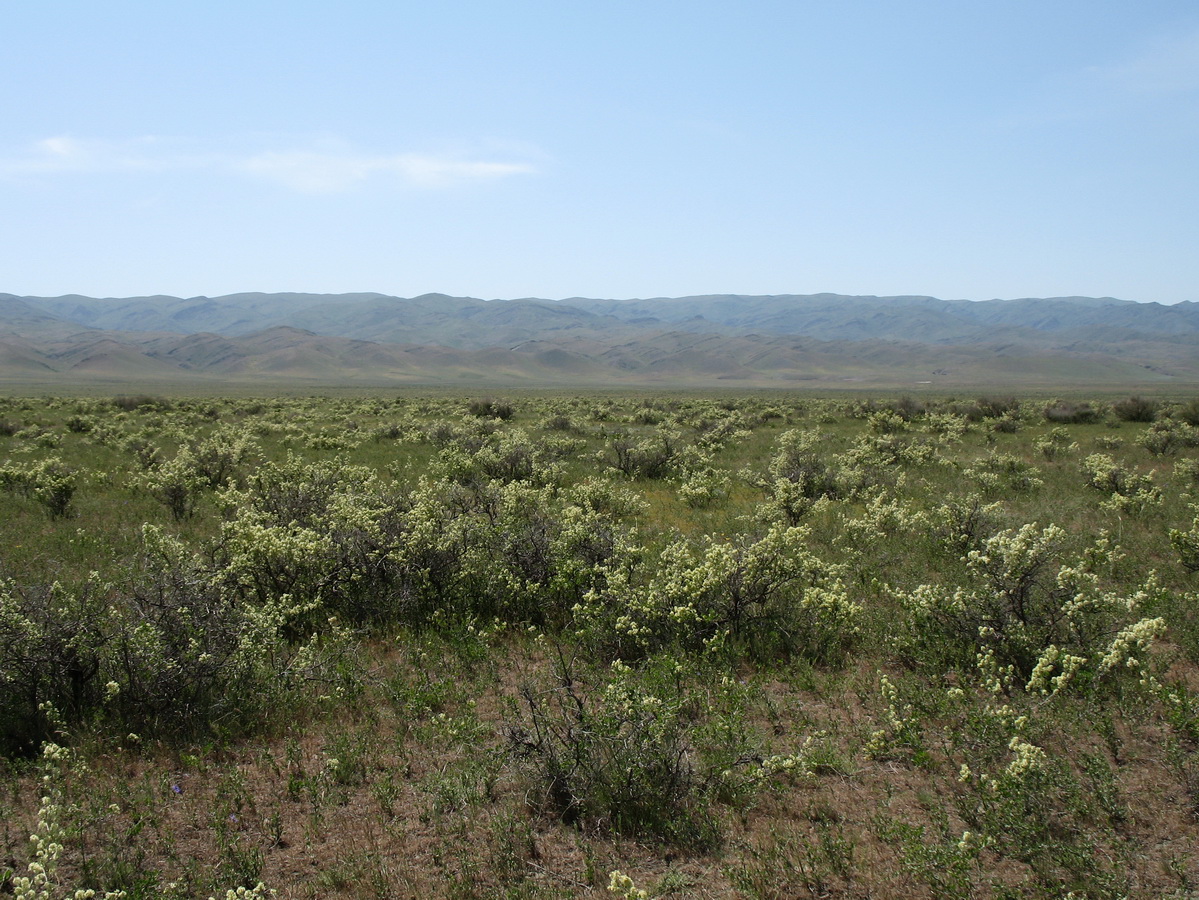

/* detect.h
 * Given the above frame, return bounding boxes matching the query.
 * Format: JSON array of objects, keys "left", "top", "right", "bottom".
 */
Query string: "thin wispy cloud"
[
  {"left": 0, "top": 136, "right": 538, "bottom": 191},
  {"left": 239, "top": 150, "right": 535, "bottom": 192},
  {"left": 0, "top": 136, "right": 197, "bottom": 175}
]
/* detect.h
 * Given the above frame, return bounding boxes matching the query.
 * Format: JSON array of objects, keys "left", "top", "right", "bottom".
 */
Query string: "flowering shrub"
[
  {"left": 1134, "top": 419, "right": 1199, "bottom": 456},
  {"left": 1079, "top": 453, "right": 1161, "bottom": 514},
  {"left": 1080, "top": 453, "right": 1145, "bottom": 494},
  {"left": 898, "top": 525, "right": 1164, "bottom": 689},
  {"left": 753, "top": 429, "right": 856, "bottom": 524},
  {"left": 1033, "top": 427, "right": 1077, "bottom": 461},
  {"left": 9, "top": 743, "right": 128, "bottom": 900},
  {"left": 1170, "top": 508, "right": 1199, "bottom": 572},
  {"left": 675, "top": 448, "right": 731, "bottom": 508},
  {"left": 573, "top": 524, "right": 858, "bottom": 664},
  {"left": 483, "top": 481, "right": 642, "bottom": 626},
  {"left": 928, "top": 494, "right": 1005, "bottom": 554},
  {"left": 608, "top": 428, "right": 682, "bottom": 480},
  {"left": 924, "top": 412, "right": 970, "bottom": 440},
  {"left": 133, "top": 450, "right": 207, "bottom": 520},
  {"left": 432, "top": 427, "right": 560, "bottom": 487},
  {"left": 0, "top": 457, "right": 77, "bottom": 519},
  {"left": 963, "top": 453, "right": 1043, "bottom": 496}
]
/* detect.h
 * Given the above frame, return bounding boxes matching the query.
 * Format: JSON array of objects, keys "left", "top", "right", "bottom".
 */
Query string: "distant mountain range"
[{"left": 1, "top": 292, "right": 1196, "bottom": 388}]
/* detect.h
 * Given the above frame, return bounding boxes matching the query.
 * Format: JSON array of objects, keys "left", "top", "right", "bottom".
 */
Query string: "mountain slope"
[{"left": 1, "top": 292, "right": 1196, "bottom": 387}]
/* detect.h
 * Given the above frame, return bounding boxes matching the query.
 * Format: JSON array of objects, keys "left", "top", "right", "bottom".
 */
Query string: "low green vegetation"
[{"left": 1, "top": 390, "right": 1198, "bottom": 898}]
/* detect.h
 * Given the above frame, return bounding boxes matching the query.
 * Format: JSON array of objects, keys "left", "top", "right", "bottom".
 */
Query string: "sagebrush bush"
[
  {"left": 898, "top": 525, "right": 1164, "bottom": 689},
  {"left": 505, "top": 657, "right": 712, "bottom": 843},
  {"left": 110, "top": 394, "right": 171, "bottom": 412},
  {"left": 1111, "top": 395, "right": 1158, "bottom": 423},
  {"left": 954, "top": 396, "right": 1021, "bottom": 422},
  {"left": 0, "top": 580, "right": 107, "bottom": 755},
  {"left": 1043, "top": 400, "right": 1101, "bottom": 424},
  {"left": 608, "top": 428, "right": 681, "bottom": 480},
  {"left": 468, "top": 398, "right": 514, "bottom": 420},
  {"left": 1175, "top": 397, "right": 1199, "bottom": 427},
  {"left": 0, "top": 457, "right": 77, "bottom": 518},
  {"left": 1135, "top": 419, "right": 1199, "bottom": 456},
  {"left": 1170, "top": 509, "right": 1199, "bottom": 572},
  {"left": 505, "top": 655, "right": 787, "bottom": 846},
  {"left": 573, "top": 524, "right": 858, "bottom": 665}
]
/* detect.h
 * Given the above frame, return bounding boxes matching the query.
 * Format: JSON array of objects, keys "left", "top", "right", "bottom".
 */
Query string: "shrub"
[
  {"left": 963, "top": 453, "right": 1043, "bottom": 496},
  {"left": 574, "top": 525, "right": 857, "bottom": 665},
  {"left": 110, "top": 394, "right": 171, "bottom": 412},
  {"left": 540, "top": 413, "right": 578, "bottom": 432},
  {"left": 0, "top": 457, "right": 77, "bottom": 519},
  {"left": 1175, "top": 397, "right": 1199, "bottom": 427},
  {"left": 64, "top": 414, "right": 95, "bottom": 433},
  {"left": 505, "top": 656, "right": 781, "bottom": 846},
  {"left": 757, "top": 429, "right": 843, "bottom": 523},
  {"left": 928, "top": 494, "right": 1005, "bottom": 554},
  {"left": 480, "top": 480, "right": 640, "bottom": 625},
  {"left": 898, "top": 526, "right": 1164, "bottom": 689},
  {"left": 1080, "top": 454, "right": 1159, "bottom": 506},
  {"left": 609, "top": 429, "right": 680, "bottom": 480},
  {"left": 134, "top": 450, "right": 207, "bottom": 520},
  {"left": 505, "top": 657, "right": 711, "bottom": 844},
  {"left": 190, "top": 425, "right": 260, "bottom": 488},
  {"left": 988, "top": 415, "right": 1021, "bottom": 434},
  {"left": 677, "top": 465, "right": 731, "bottom": 508},
  {"left": 1043, "top": 400, "right": 1100, "bottom": 424},
  {"left": 1134, "top": 420, "right": 1199, "bottom": 456},
  {"left": 0, "top": 580, "right": 107, "bottom": 755},
  {"left": 106, "top": 526, "right": 360, "bottom": 738},
  {"left": 1170, "top": 509, "right": 1199, "bottom": 572},
  {"left": 959, "top": 396, "right": 1020, "bottom": 422},
  {"left": 468, "top": 398, "right": 514, "bottom": 420},
  {"left": 1111, "top": 396, "right": 1158, "bottom": 423},
  {"left": 1033, "top": 427, "right": 1077, "bottom": 460}
]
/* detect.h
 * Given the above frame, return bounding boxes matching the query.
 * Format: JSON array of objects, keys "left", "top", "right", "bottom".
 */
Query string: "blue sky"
[{"left": 2, "top": 2, "right": 1196, "bottom": 303}]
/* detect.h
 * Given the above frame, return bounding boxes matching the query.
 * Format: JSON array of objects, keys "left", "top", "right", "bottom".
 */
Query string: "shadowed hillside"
[{"left": 1, "top": 292, "right": 1196, "bottom": 387}]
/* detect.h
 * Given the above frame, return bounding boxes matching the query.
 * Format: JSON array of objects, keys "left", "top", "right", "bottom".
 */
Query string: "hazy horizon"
[{"left": 2, "top": 290, "right": 1181, "bottom": 306}]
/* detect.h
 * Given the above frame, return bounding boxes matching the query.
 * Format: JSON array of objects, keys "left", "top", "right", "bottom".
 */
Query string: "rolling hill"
[{"left": 1, "top": 292, "right": 1196, "bottom": 388}]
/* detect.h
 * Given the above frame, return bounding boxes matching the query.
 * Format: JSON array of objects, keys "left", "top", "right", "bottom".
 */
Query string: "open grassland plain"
[{"left": 2, "top": 390, "right": 1199, "bottom": 899}]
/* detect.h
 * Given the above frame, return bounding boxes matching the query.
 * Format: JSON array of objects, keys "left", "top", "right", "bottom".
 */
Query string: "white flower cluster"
[
  {"left": 207, "top": 884, "right": 275, "bottom": 900},
  {"left": 1024, "top": 645, "right": 1087, "bottom": 695},
  {"left": 1097, "top": 617, "right": 1166, "bottom": 679},
  {"left": 1004, "top": 736, "right": 1048, "bottom": 780},
  {"left": 1169, "top": 506, "right": 1199, "bottom": 572},
  {"left": 1033, "top": 427, "right": 1078, "bottom": 460},
  {"left": 1081, "top": 453, "right": 1161, "bottom": 514},
  {"left": 866, "top": 674, "right": 920, "bottom": 757},
  {"left": 10, "top": 744, "right": 127, "bottom": 900},
  {"left": 607, "top": 870, "right": 647, "bottom": 900}
]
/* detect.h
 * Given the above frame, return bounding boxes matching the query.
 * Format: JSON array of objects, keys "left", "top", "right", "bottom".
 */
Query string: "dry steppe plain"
[{"left": 1, "top": 389, "right": 1198, "bottom": 899}]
